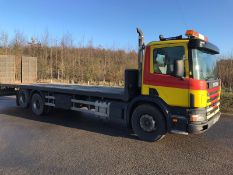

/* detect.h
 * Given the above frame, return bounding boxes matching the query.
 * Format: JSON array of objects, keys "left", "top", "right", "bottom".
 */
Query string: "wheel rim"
[
  {"left": 33, "top": 100, "right": 40, "bottom": 110},
  {"left": 139, "top": 114, "right": 157, "bottom": 132},
  {"left": 19, "top": 94, "right": 25, "bottom": 104}
]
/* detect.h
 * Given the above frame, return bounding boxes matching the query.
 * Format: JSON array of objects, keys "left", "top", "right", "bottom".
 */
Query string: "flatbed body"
[
  {"left": 0, "top": 69, "right": 138, "bottom": 101},
  {"left": 1, "top": 83, "right": 127, "bottom": 101},
  {"left": 0, "top": 83, "right": 129, "bottom": 122},
  {"left": 0, "top": 69, "right": 139, "bottom": 124}
]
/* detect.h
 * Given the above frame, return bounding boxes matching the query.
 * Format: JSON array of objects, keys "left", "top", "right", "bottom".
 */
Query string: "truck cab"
[{"left": 130, "top": 29, "right": 221, "bottom": 141}]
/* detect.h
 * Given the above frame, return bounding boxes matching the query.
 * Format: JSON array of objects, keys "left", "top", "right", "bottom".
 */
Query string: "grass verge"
[{"left": 221, "top": 91, "right": 233, "bottom": 114}]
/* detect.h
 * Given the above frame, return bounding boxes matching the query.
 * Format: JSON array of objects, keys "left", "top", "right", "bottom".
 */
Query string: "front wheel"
[{"left": 131, "top": 104, "right": 166, "bottom": 142}]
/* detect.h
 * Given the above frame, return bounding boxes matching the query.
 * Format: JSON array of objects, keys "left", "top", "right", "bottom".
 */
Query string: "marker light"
[{"left": 185, "top": 30, "right": 208, "bottom": 42}]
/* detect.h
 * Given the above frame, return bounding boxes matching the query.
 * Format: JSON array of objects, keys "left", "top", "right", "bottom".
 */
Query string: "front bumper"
[{"left": 188, "top": 112, "right": 221, "bottom": 134}]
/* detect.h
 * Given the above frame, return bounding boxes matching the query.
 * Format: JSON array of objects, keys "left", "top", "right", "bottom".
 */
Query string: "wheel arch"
[{"left": 126, "top": 95, "right": 171, "bottom": 131}]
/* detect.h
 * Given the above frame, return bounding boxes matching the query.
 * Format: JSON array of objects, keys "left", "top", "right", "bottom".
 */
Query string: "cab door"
[{"left": 142, "top": 42, "right": 190, "bottom": 107}]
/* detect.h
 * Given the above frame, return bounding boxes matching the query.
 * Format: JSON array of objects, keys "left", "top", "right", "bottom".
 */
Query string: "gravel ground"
[{"left": 0, "top": 96, "right": 233, "bottom": 175}]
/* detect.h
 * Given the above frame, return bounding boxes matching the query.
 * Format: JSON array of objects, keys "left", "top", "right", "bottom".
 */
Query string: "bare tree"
[
  {"left": 0, "top": 31, "right": 9, "bottom": 54},
  {"left": 0, "top": 30, "right": 138, "bottom": 86}
]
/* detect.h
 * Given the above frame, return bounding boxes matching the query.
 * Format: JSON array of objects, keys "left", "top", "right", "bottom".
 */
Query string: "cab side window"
[{"left": 153, "top": 46, "right": 185, "bottom": 75}]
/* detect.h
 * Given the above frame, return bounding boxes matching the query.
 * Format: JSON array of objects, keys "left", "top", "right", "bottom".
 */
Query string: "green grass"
[{"left": 221, "top": 91, "right": 233, "bottom": 114}]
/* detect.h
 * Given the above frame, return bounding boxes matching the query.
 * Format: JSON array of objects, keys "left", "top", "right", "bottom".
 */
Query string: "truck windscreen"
[{"left": 192, "top": 49, "right": 218, "bottom": 80}]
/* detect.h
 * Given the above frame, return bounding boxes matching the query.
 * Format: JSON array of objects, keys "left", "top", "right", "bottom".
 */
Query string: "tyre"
[
  {"left": 17, "top": 89, "right": 30, "bottom": 108},
  {"left": 31, "top": 93, "right": 45, "bottom": 116},
  {"left": 131, "top": 104, "right": 166, "bottom": 142}
]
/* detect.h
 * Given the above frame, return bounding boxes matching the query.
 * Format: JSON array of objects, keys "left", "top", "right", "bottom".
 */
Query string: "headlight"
[{"left": 190, "top": 114, "right": 206, "bottom": 122}]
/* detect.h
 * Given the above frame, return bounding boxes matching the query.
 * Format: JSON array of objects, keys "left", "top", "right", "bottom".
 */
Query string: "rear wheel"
[
  {"left": 31, "top": 93, "right": 45, "bottom": 116},
  {"left": 17, "top": 89, "right": 29, "bottom": 108},
  {"left": 131, "top": 104, "right": 166, "bottom": 142}
]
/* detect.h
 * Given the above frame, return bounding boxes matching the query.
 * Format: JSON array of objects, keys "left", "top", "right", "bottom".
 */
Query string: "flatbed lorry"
[{"left": 0, "top": 29, "right": 221, "bottom": 141}]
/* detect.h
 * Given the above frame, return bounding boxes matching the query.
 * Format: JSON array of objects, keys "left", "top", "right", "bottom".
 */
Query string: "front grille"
[
  {"left": 207, "top": 95, "right": 219, "bottom": 103},
  {"left": 206, "top": 80, "right": 221, "bottom": 117}
]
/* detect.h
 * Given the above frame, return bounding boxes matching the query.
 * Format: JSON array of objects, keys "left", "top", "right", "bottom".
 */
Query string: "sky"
[{"left": 0, "top": 0, "right": 233, "bottom": 54}]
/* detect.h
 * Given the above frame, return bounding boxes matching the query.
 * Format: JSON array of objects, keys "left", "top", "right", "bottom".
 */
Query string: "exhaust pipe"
[{"left": 136, "top": 28, "right": 145, "bottom": 88}]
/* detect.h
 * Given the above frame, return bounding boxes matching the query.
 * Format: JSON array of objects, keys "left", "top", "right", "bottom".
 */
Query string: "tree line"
[
  {"left": 0, "top": 31, "right": 232, "bottom": 89},
  {"left": 0, "top": 31, "right": 137, "bottom": 86},
  {"left": 216, "top": 58, "right": 233, "bottom": 91}
]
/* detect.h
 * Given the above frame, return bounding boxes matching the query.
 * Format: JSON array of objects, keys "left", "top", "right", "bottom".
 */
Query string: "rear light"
[{"left": 185, "top": 30, "right": 208, "bottom": 42}]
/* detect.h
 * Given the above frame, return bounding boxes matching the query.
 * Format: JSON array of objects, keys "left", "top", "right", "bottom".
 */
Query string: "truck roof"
[
  {"left": 147, "top": 38, "right": 219, "bottom": 54},
  {"left": 147, "top": 39, "right": 189, "bottom": 46}
]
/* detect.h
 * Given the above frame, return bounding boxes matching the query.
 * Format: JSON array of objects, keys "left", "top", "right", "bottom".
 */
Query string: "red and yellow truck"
[{"left": 0, "top": 28, "right": 221, "bottom": 141}]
